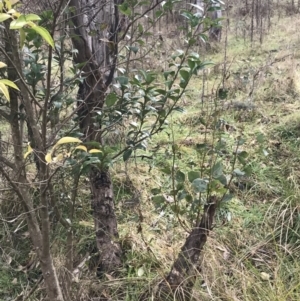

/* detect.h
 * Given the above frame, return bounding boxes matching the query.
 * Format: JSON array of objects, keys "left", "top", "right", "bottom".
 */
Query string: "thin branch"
[
  {"left": 0, "top": 206, "right": 43, "bottom": 223},
  {"left": 119, "top": 0, "right": 166, "bottom": 41},
  {"left": 0, "top": 155, "right": 15, "bottom": 169},
  {"left": 0, "top": 164, "right": 24, "bottom": 202}
]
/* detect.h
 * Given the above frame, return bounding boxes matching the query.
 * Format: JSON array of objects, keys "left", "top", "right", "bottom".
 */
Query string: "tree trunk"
[
  {"left": 69, "top": 0, "right": 122, "bottom": 275},
  {"left": 91, "top": 169, "right": 122, "bottom": 275},
  {"left": 140, "top": 198, "right": 216, "bottom": 301},
  {"left": 2, "top": 22, "right": 65, "bottom": 301}
]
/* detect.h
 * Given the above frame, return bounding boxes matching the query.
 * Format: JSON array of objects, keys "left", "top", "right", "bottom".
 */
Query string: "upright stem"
[{"left": 3, "top": 23, "right": 64, "bottom": 301}]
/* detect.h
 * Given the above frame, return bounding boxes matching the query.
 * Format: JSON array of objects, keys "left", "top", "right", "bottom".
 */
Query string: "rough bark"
[
  {"left": 90, "top": 168, "right": 122, "bottom": 275},
  {"left": 141, "top": 198, "right": 216, "bottom": 301},
  {"left": 69, "top": 0, "right": 122, "bottom": 275}
]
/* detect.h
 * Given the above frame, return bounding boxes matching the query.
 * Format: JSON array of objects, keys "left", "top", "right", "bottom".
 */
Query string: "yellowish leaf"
[
  {"left": 52, "top": 153, "right": 64, "bottom": 163},
  {"left": 0, "top": 13, "right": 11, "bottom": 22},
  {"left": 89, "top": 149, "right": 102, "bottom": 153},
  {"left": 23, "top": 151, "right": 32, "bottom": 160},
  {"left": 10, "top": 0, "right": 20, "bottom": 5},
  {"left": 54, "top": 137, "right": 82, "bottom": 148},
  {"left": 22, "top": 14, "right": 41, "bottom": 22},
  {"left": 7, "top": 9, "right": 16, "bottom": 14},
  {"left": 30, "top": 25, "right": 55, "bottom": 48},
  {"left": 260, "top": 272, "right": 270, "bottom": 281},
  {"left": 45, "top": 153, "right": 52, "bottom": 164},
  {"left": 78, "top": 220, "right": 94, "bottom": 228},
  {"left": 105, "top": 273, "right": 115, "bottom": 281},
  {"left": 0, "top": 62, "right": 7, "bottom": 68},
  {"left": 0, "top": 0, "right": 19, "bottom": 11},
  {"left": 75, "top": 145, "right": 87, "bottom": 152},
  {"left": 9, "top": 14, "right": 39, "bottom": 29},
  {"left": 0, "top": 81, "right": 10, "bottom": 101},
  {"left": 26, "top": 20, "right": 36, "bottom": 27},
  {"left": 12, "top": 11, "right": 20, "bottom": 18},
  {"left": 4, "top": 0, "right": 12, "bottom": 10},
  {"left": 19, "top": 28, "right": 25, "bottom": 48},
  {"left": 24, "top": 144, "right": 33, "bottom": 159},
  {"left": 0, "top": 79, "right": 19, "bottom": 90},
  {"left": 10, "top": 18, "right": 28, "bottom": 29}
]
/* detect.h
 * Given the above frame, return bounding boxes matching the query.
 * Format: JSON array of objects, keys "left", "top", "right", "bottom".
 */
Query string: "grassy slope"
[
  {"left": 111, "top": 13, "right": 300, "bottom": 301},
  {"left": 0, "top": 11, "right": 300, "bottom": 301}
]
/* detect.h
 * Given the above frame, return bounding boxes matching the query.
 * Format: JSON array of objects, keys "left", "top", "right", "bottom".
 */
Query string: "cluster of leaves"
[
  {"left": 151, "top": 131, "right": 251, "bottom": 224},
  {"left": 35, "top": 48, "right": 206, "bottom": 174},
  {"left": 1, "top": 0, "right": 228, "bottom": 185},
  {"left": 1, "top": 0, "right": 245, "bottom": 228},
  {"left": 0, "top": 0, "right": 54, "bottom": 101},
  {"left": 99, "top": 51, "right": 208, "bottom": 165},
  {"left": 3, "top": 0, "right": 235, "bottom": 213}
]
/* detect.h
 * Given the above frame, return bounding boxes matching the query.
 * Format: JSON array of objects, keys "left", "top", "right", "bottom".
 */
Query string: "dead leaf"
[
  {"left": 223, "top": 250, "right": 230, "bottom": 260},
  {"left": 12, "top": 278, "right": 18, "bottom": 284},
  {"left": 105, "top": 273, "right": 115, "bottom": 281},
  {"left": 260, "top": 272, "right": 270, "bottom": 281}
]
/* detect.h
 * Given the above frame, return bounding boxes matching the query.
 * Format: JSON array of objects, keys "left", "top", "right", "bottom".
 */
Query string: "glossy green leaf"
[
  {"left": 216, "top": 174, "right": 227, "bottom": 186},
  {"left": 151, "top": 188, "right": 161, "bottom": 195},
  {"left": 176, "top": 170, "right": 185, "bottom": 182},
  {"left": 237, "top": 151, "right": 248, "bottom": 165},
  {"left": 177, "top": 190, "right": 187, "bottom": 201},
  {"left": 152, "top": 195, "right": 166, "bottom": 205},
  {"left": 192, "top": 178, "right": 208, "bottom": 193},
  {"left": 222, "top": 194, "right": 234, "bottom": 202},
  {"left": 188, "top": 171, "right": 201, "bottom": 183},
  {"left": 119, "top": 3, "right": 132, "bottom": 16},
  {"left": 123, "top": 149, "right": 132, "bottom": 161},
  {"left": 161, "top": 166, "right": 172, "bottom": 175},
  {"left": 105, "top": 92, "right": 118, "bottom": 107},
  {"left": 211, "top": 161, "right": 223, "bottom": 178},
  {"left": 218, "top": 88, "right": 228, "bottom": 100},
  {"left": 187, "top": 59, "right": 196, "bottom": 70},
  {"left": 185, "top": 194, "right": 193, "bottom": 203},
  {"left": 163, "top": 70, "right": 175, "bottom": 80},
  {"left": 256, "top": 133, "right": 265, "bottom": 143},
  {"left": 30, "top": 25, "right": 54, "bottom": 48},
  {"left": 237, "top": 138, "right": 245, "bottom": 145},
  {"left": 233, "top": 169, "right": 245, "bottom": 177},
  {"left": 116, "top": 76, "right": 128, "bottom": 86},
  {"left": 195, "top": 143, "right": 207, "bottom": 153},
  {"left": 179, "top": 69, "right": 190, "bottom": 82},
  {"left": 129, "top": 46, "right": 139, "bottom": 54},
  {"left": 155, "top": 10, "right": 164, "bottom": 18}
]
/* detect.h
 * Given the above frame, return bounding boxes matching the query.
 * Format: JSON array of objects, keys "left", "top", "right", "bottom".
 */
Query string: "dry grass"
[
  {"left": 1, "top": 7, "right": 300, "bottom": 301},
  {"left": 68, "top": 12, "right": 300, "bottom": 298}
]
